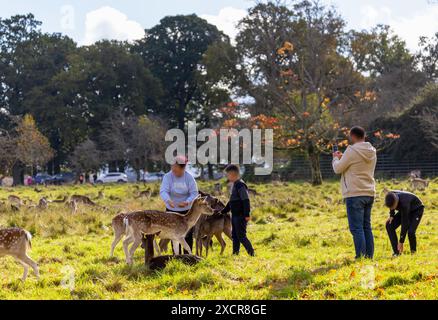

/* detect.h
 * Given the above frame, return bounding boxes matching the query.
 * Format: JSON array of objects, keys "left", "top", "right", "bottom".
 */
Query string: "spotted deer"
[
  {"left": 123, "top": 196, "right": 214, "bottom": 265},
  {"left": 37, "top": 197, "right": 49, "bottom": 210},
  {"left": 410, "top": 178, "right": 429, "bottom": 191},
  {"left": 195, "top": 191, "right": 231, "bottom": 257},
  {"left": 66, "top": 200, "right": 78, "bottom": 214},
  {"left": 110, "top": 212, "right": 162, "bottom": 258},
  {"left": 110, "top": 212, "right": 127, "bottom": 257},
  {"left": 8, "top": 195, "right": 22, "bottom": 211},
  {"left": 0, "top": 227, "right": 39, "bottom": 281}
]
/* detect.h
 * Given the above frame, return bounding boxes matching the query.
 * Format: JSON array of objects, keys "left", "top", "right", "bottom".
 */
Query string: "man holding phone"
[{"left": 332, "top": 127, "right": 377, "bottom": 259}]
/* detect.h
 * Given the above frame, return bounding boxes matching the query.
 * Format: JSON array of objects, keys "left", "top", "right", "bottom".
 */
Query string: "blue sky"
[{"left": 0, "top": 0, "right": 437, "bottom": 50}]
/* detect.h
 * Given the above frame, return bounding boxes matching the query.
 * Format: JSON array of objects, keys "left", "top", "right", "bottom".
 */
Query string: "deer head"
[{"left": 192, "top": 196, "right": 214, "bottom": 216}]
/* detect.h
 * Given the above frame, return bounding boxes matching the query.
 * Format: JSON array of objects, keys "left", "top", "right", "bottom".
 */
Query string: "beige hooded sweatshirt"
[{"left": 332, "top": 142, "right": 377, "bottom": 199}]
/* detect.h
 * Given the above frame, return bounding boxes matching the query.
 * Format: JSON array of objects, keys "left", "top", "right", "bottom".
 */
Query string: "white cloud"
[
  {"left": 201, "top": 7, "right": 247, "bottom": 43},
  {"left": 82, "top": 6, "right": 145, "bottom": 46},
  {"left": 359, "top": 4, "right": 438, "bottom": 51}
]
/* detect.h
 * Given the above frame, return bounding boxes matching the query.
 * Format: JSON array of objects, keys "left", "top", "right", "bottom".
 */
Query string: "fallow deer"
[
  {"left": 0, "top": 227, "right": 39, "bottom": 281},
  {"left": 70, "top": 195, "right": 97, "bottom": 206},
  {"left": 110, "top": 212, "right": 162, "bottom": 258},
  {"left": 122, "top": 196, "right": 214, "bottom": 265},
  {"left": 8, "top": 195, "right": 22, "bottom": 211},
  {"left": 66, "top": 200, "right": 78, "bottom": 214},
  {"left": 195, "top": 191, "right": 231, "bottom": 257},
  {"left": 37, "top": 197, "right": 49, "bottom": 210},
  {"left": 410, "top": 177, "right": 429, "bottom": 191}
]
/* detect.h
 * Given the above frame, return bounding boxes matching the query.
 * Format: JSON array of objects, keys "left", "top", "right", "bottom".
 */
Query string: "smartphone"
[{"left": 332, "top": 144, "right": 338, "bottom": 153}]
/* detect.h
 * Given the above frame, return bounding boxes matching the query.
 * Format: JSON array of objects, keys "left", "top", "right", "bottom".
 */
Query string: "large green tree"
[
  {"left": 24, "top": 40, "right": 162, "bottom": 172},
  {"left": 349, "top": 25, "right": 427, "bottom": 121},
  {"left": 133, "top": 14, "right": 228, "bottom": 129}
]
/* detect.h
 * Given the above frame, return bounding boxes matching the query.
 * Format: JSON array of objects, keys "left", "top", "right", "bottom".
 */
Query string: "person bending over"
[
  {"left": 221, "top": 164, "right": 255, "bottom": 257},
  {"left": 385, "top": 191, "right": 424, "bottom": 256}
]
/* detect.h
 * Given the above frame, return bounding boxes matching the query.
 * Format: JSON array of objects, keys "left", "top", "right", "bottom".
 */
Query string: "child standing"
[
  {"left": 221, "top": 165, "right": 255, "bottom": 256},
  {"left": 385, "top": 191, "right": 425, "bottom": 256}
]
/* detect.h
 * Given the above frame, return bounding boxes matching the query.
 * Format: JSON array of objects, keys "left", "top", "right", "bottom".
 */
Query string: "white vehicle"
[
  {"left": 96, "top": 172, "right": 128, "bottom": 184},
  {"left": 141, "top": 172, "right": 165, "bottom": 183}
]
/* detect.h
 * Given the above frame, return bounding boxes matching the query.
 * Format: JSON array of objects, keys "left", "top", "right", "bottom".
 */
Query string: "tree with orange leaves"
[
  {"left": 236, "top": 1, "right": 368, "bottom": 185},
  {"left": 15, "top": 114, "right": 54, "bottom": 176}
]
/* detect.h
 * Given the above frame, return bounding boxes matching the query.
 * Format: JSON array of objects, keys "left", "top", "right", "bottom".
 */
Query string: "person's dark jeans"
[
  {"left": 231, "top": 215, "right": 254, "bottom": 256},
  {"left": 346, "top": 196, "right": 375, "bottom": 259},
  {"left": 386, "top": 207, "right": 423, "bottom": 255}
]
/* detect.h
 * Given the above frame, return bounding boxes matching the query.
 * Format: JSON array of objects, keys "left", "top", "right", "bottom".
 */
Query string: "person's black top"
[
  {"left": 390, "top": 191, "right": 424, "bottom": 243},
  {"left": 222, "top": 179, "right": 251, "bottom": 217}
]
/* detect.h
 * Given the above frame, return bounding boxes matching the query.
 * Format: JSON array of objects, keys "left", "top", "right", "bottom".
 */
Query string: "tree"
[
  {"left": 97, "top": 111, "right": 167, "bottom": 179},
  {"left": 133, "top": 15, "right": 227, "bottom": 129},
  {"left": 372, "top": 83, "right": 438, "bottom": 162},
  {"left": 69, "top": 139, "right": 102, "bottom": 174},
  {"left": 349, "top": 25, "right": 427, "bottom": 121},
  {"left": 236, "top": 1, "right": 365, "bottom": 185},
  {"left": 26, "top": 40, "right": 162, "bottom": 172},
  {"left": 417, "top": 32, "right": 438, "bottom": 82},
  {"left": 0, "top": 14, "right": 78, "bottom": 173},
  {"left": 15, "top": 114, "right": 54, "bottom": 176}
]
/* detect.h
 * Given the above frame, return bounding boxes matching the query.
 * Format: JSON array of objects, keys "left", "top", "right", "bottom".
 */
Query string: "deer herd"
[
  {"left": 0, "top": 170, "right": 431, "bottom": 281},
  {"left": 0, "top": 187, "right": 233, "bottom": 281}
]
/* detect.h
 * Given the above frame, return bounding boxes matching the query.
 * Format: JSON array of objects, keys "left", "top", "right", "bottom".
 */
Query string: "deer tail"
[
  {"left": 123, "top": 217, "right": 130, "bottom": 235},
  {"left": 24, "top": 230, "right": 32, "bottom": 249}
]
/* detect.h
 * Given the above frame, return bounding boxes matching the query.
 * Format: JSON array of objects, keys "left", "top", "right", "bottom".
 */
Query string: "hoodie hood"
[{"left": 350, "top": 142, "right": 377, "bottom": 163}]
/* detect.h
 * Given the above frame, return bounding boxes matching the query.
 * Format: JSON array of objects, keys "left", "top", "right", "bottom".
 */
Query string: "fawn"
[
  {"left": 0, "top": 227, "right": 39, "bottom": 281},
  {"left": 195, "top": 191, "right": 231, "bottom": 257},
  {"left": 122, "top": 196, "right": 213, "bottom": 265}
]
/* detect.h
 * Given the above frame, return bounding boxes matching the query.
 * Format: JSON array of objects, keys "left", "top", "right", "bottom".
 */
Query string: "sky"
[{"left": 0, "top": 0, "right": 437, "bottom": 51}]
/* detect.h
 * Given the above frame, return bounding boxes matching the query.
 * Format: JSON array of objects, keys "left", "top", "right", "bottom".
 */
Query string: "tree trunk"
[
  {"left": 12, "top": 162, "right": 25, "bottom": 186},
  {"left": 307, "top": 146, "right": 323, "bottom": 186}
]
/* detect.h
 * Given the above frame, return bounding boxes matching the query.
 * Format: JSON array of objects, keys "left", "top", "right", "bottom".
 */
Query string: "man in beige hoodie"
[{"left": 332, "top": 126, "right": 377, "bottom": 259}]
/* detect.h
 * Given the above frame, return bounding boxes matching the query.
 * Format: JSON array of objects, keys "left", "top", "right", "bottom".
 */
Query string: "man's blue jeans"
[{"left": 346, "top": 196, "right": 375, "bottom": 259}]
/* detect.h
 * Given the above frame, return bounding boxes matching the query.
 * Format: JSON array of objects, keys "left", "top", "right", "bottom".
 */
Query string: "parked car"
[
  {"left": 50, "top": 172, "right": 76, "bottom": 185},
  {"left": 96, "top": 172, "right": 128, "bottom": 184},
  {"left": 33, "top": 173, "right": 53, "bottom": 185},
  {"left": 140, "top": 172, "right": 165, "bottom": 183}
]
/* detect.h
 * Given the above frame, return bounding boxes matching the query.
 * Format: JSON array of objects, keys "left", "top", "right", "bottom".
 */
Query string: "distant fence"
[{"left": 270, "top": 154, "right": 438, "bottom": 181}]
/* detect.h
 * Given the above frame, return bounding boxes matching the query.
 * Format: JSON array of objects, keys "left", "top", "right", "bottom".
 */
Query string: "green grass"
[{"left": 0, "top": 179, "right": 437, "bottom": 300}]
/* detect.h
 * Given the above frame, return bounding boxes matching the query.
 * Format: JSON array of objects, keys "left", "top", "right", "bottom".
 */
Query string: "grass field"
[{"left": 0, "top": 178, "right": 437, "bottom": 300}]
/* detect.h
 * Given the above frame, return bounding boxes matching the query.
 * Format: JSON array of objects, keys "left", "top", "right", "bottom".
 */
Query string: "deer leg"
[
  {"left": 16, "top": 254, "right": 39, "bottom": 280},
  {"left": 215, "top": 233, "right": 226, "bottom": 255},
  {"left": 14, "top": 257, "right": 29, "bottom": 281},
  {"left": 196, "top": 238, "right": 202, "bottom": 257},
  {"left": 128, "top": 235, "right": 142, "bottom": 264},
  {"left": 224, "top": 227, "right": 232, "bottom": 241},
  {"left": 204, "top": 235, "right": 213, "bottom": 257},
  {"left": 172, "top": 240, "right": 181, "bottom": 255},
  {"left": 123, "top": 235, "right": 134, "bottom": 264},
  {"left": 179, "top": 238, "right": 192, "bottom": 255},
  {"left": 159, "top": 239, "right": 170, "bottom": 253},
  {"left": 110, "top": 233, "right": 123, "bottom": 257}
]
